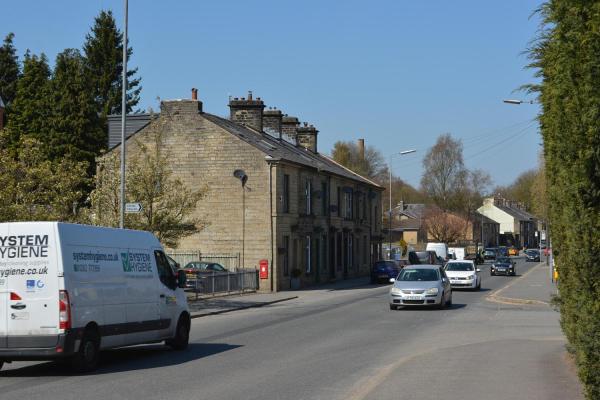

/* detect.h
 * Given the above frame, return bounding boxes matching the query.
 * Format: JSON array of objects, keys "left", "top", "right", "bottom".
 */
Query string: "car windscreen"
[
  {"left": 527, "top": 250, "right": 539, "bottom": 255},
  {"left": 185, "top": 262, "right": 209, "bottom": 269},
  {"left": 445, "top": 263, "right": 474, "bottom": 271},
  {"left": 397, "top": 268, "right": 440, "bottom": 281},
  {"left": 495, "top": 257, "right": 511, "bottom": 263},
  {"left": 484, "top": 250, "right": 494, "bottom": 254}
]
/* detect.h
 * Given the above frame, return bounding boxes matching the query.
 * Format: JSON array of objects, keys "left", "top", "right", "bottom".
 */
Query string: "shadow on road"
[{"left": 0, "top": 342, "right": 241, "bottom": 377}]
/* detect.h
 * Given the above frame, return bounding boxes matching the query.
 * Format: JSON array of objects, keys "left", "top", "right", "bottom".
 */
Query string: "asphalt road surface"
[{"left": 0, "top": 255, "right": 583, "bottom": 400}]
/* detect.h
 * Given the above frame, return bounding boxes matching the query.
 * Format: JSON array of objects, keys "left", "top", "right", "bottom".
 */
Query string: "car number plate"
[
  {"left": 451, "top": 280, "right": 460, "bottom": 284},
  {"left": 379, "top": 275, "right": 388, "bottom": 278},
  {"left": 404, "top": 295, "right": 421, "bottom": 300}
]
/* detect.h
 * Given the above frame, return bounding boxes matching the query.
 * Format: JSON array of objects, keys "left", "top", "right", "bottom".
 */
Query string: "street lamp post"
[{"left": 389, "top": 149, "right": 417, "bottom": 259}]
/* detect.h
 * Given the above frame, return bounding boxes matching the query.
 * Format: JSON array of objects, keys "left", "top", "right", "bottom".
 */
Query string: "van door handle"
[
  {"left": 11, "top": 303, "right": 26, "bottom": 310},
  {"left": 160, "top": 294, "right": 166, "bottom": 298}
]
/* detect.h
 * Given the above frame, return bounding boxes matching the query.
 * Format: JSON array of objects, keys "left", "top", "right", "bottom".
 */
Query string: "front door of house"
[{"left": 330, "top": 237, "right": 336, "bottom": 280}]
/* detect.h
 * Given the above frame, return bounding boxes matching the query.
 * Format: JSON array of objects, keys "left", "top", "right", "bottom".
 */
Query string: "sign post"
[{"left": 125, "top": 202, "right": 143, "bottom": 213}]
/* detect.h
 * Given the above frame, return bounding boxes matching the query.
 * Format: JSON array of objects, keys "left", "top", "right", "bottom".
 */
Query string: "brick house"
[
  {"left": 386, "top": 201, "right": 499, "bottom": 250},
  {"left": 105, "top": 90, "right": 384, "bottom": 291}
]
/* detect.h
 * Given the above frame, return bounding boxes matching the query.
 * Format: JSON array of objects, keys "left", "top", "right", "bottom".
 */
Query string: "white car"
[{"left": 444, "top": 260, "right": 481, "bottom": 290}]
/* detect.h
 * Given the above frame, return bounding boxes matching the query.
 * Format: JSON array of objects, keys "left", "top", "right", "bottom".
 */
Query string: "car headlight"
[
  {"left": 391, "top": 287, "right": 402, "bottom": 295},
  {"left": 426, "top": 287, "right": 439, "bottom": 294},
  {"left": 467, "top": 275, "right": 474, "bottom": 280}
]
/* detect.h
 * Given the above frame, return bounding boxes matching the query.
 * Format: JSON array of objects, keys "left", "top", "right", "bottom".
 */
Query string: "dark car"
[
  {"left": 180, "top": 261, "right": 229, "bottom": 287},
  {"left": 371, "top": 260, "right": 401, "bottom": 284},
  {"left": 408, "top": 251, "right": 440, "bottom": 265},
  {"left": 498, "top": 246, "right": 508, "bottom": 257},
  {"left": 526, "top": 250, "right": 541, "bottom": 262},
  {"left": 491, "top": 256, "right": 516, "bottom": 276},
  {"left": 483, "top": 248, "right": 498, "bottom": 261}
]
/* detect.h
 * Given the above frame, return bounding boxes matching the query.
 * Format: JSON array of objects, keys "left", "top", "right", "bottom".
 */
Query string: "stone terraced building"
[{"left": 106, "top": 90, "right": 384, "bottom": 291}]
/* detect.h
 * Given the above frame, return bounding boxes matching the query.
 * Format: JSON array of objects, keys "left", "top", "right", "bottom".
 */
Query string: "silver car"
[{"left": 389, "top": 265, "right": 452, "bottom": 310}]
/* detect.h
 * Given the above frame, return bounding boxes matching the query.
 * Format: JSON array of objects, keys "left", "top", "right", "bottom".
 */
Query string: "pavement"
[
  {"left": 187, "top": 276, "right": 371, "bottom": 318},
  {"left": 487, "top": 261, "right": 558, "bottom": 305},
  {"left": 187, "top": 261, "right": 559, "bottom": 318}
]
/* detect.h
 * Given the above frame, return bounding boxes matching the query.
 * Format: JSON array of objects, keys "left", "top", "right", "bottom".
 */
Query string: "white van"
[
  {"left": 426, "top": 242, "right": 448, "bottom": 261},
  {"left": 0, "top": 222, "right": 190, "bottom": 372}
]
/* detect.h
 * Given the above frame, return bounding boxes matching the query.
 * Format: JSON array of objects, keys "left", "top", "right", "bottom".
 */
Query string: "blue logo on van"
[{"left": 26, "top": 280, "right": 35, "bottom": 292}]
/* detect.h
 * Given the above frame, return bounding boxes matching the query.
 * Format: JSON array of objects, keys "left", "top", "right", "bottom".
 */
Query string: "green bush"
[{"left": 522, "top": 2, "right": 600, "bottom": 398}]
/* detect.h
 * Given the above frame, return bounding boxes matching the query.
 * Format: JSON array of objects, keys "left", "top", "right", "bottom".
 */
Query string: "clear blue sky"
[{"left": 4, "top": 1, "right": 542, "bottom": 188}]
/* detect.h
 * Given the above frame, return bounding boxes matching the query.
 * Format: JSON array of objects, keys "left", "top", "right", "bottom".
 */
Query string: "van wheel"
[
  {"left": 170, "top": 317, "right": 190, "bottom": 351},
  {"left": 70, "top": 330, "right": 100, "bottom": 372}
]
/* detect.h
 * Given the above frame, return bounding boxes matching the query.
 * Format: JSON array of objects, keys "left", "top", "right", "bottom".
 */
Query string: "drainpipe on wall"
[{"left": 269, "top": 162, "right": 274, "bottom": 292}]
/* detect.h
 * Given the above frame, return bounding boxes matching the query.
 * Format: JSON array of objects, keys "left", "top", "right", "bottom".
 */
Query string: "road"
[{"left": 0, "top": 255, "right": 583, "bottom": 400}]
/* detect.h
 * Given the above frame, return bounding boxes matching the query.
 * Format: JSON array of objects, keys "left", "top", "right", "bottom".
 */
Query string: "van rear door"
[{"left": 3, "top": 223, "right": 60, "bottom": 348}]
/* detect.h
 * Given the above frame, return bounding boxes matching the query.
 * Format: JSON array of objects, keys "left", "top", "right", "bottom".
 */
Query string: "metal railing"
[{"left": 187, "top": 268, "right": 258, "bottom": 299}]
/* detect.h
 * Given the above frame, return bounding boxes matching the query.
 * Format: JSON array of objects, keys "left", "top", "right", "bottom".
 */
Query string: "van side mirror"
[
  {"left": 389, "top": 278, "right": 396, "bottom": 283},
  {"left": 177, "top": 270, "right": 187, "bottom": 288}
]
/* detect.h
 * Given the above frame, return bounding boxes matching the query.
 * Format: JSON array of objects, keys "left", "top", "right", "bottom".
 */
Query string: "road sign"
[{"left": 125, "top": 202, "right": 143, "bottom": 213}]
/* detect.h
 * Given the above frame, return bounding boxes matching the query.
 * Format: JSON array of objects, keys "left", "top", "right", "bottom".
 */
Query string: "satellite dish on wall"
[{"left": 233, "top": 170, "right": 246, "bottom": 180}]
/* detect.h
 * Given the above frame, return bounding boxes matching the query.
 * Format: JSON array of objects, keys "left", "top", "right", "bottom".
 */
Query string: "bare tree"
[
  {"left": 455, "top": 168, "right": 492, "bottom": 240},
  {"left": 423, "top": 206, "right": 464, "bottom": 243},
  {"left": 331, "top": 140, "right": 385, "bottom": 179},
  {"left": 420, "top": 133, "right": 466, "bottom": 211}
]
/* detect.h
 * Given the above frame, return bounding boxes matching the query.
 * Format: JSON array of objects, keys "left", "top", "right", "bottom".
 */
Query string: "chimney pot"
[
  {"left": 304, "top": 122, "right": 308, "bottom": 127},
  {"left": 256, "top": 97, "right": 261, "bottom": 100},
  {"left": 234, "top": 97, "right": 238, "bottom": 101},
  {"left": 191, "top": 88, "right": 198, "bottom": 100},
  {"left": 248, "top": 91, "right": 253, "bottom": 101},
  {"left": 241, "top": 97, "right": 246, "bottom": 101}
]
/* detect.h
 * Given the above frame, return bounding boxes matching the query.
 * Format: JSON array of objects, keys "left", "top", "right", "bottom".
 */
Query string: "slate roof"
[
  {"left": 496, "top": 204, "right": 536, "bottom": 221},
  {"left": 387, "top": 203, "right": 426, "bottom": 219},
  {"left": 395, "top": 219, "right": 423, "bottom": 230},
  {"left": 202, "top": 113, "right": 382, "bottom": 188}
]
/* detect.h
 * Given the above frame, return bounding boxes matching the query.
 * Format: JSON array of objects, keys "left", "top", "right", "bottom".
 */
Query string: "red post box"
[{"left": 259, "top": 260, "right": 268, "bottom": 279}]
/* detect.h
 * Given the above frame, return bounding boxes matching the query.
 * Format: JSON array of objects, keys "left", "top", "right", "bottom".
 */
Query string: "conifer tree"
[
  {"left": 83, "top": 9, "right": 142, "bottom": 117},
  {"left": 45, "top": 48, "right": 105, "bottom": 171},
  {"left": 5, "top": 51, "right": 51, "bottom": 157},
  {"left": 0, "top": 33, "right": 20, "bottom": 104}
]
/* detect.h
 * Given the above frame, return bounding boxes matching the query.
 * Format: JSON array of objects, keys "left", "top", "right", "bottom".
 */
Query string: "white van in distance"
[
  {"left": 426, "top": 242, "right": 448, "bottom": 261},
  {"left": 0, "top": 222, "right": 190, "bottom": 372}
]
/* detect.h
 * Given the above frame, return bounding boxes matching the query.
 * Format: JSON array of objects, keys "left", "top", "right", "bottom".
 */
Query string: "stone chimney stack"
[
  {"left": 399, "top": 198, "right": 405, "bottom": 211},
  {"left": 161, "top": 88, "right": 203, "bottom": 115},
  {"left": 263, "top": 108, "right": 283, "bottom": 139},
  {"left": 297, "top": 122, "right": 318, "bottom": 153},
  {"left": 358, "top": 139, "right": 365, "bottom": 159},
  {"left": 229, "top": 91, "right": 266, "bottom": 132},
  {"left": 282, "top": 115, "right": 300, "bottom": 144}
]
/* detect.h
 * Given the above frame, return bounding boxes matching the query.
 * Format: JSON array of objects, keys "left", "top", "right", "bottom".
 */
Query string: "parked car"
[
  {"left": 491, "top": 257, "right": 516, "bottom": 276},
  {"left": 508, "top": 247, "right": 518, "bottom": 256},
  {"left": 526, "top": 249, "right": 541, "bottom": 262},
  {"left": 408, "top": 251, "right": 440, "bottom": 265},
  {"left": 483, "top": 248, "right": 498, "bottom": 261},
  {"left": 444, "top": 260, "right": 481, "bottom": 290},
  {"left": 371, "top": 260, "right": 401, "bottom": 284},
  {"left": 389, "top": 265, "right": 452, "bottom": 310},
  {"left": 180, "top": 261, "right": 229, "bottom": 287}
]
